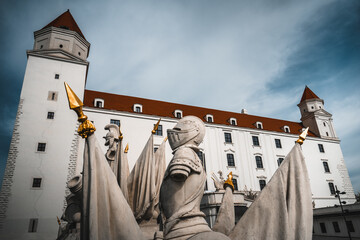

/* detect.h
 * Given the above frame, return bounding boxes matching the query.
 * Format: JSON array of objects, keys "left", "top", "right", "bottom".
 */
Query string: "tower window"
[
  {"left": 318, "top": 144, "right": 325, "bottom": 153},
  {"left": 326, "top": 132, "right": 329, "bottom": 136},
  {"left": 32, "top": 178, "right": 42, "bottom": 188},
  {"left": 259, "top": 180, "right": 266, "bottom": 190},
  {"left": 78, "top": 52, "right": 81, "bottom": 56},
  {"left": 255, "top": 156, "right": 263, "bottom": 168},
  {"left": 224, "top": 133, "right": 232, "bottom": 143},
  {"left": 323, "top": 162, "right": 330, "bottom": 172},
  {"left": 328, "top": 182, "right": 336, "bottom": 195},
  {"left": 154, "top": 124, "right": 163, "bottom": 136},
  {"left": 55, "top": 74, "right": 60, "bottom": 79},
  {"left": 227, "top": 153, "right": 235, "bottom": 166},
  {"left": 40, "top": 45, "right": 43, "bottom": 49},
  {"left": 37, "top": 143, "right": 46, "bottom": 152},
  {"left": 48, "top": 91, "right": 58, "bottom": 101},
  {"left": 154, "top": 147, "right": 158, "bottom": 153},
  {"left": 275, "top": 139, "right": 282, "bottom": 148},
  {"left": 252, "top": 136, "right": 260, "bottom": 146},
  {"left": 59, "top": 44, "right": 63, "bottom": 48},
  {"left": 323, "top": 122, "right": 326, "bottom": 127},
  {"left": 28, "top": 218, "right": 38, "bottom": 232},
  {"left": 47, "top": 112, "right": 54, "bottom": 119},
  {"left": 110, "top": 119, "right": 120, "bottom": 127},
  {"left": 232, "top": 178, "right": 238, "bottom": 191},
  {"left": 277, "top": 157, "right": 284, "bottom": 166}
]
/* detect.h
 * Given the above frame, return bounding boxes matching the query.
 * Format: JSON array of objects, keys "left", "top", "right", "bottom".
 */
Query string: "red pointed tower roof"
[
  {"left": 42, "top": 10, "right": 86, "bottom": 40},
  {"left": 300, "top": 86, "right": 320, "bottom": 103}
]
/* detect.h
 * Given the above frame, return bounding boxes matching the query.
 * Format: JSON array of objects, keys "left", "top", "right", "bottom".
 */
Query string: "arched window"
[{"left": 255, "top": 156, "right": 263, "bottom": 168}]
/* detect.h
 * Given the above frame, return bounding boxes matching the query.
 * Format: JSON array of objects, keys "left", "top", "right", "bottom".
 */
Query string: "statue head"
[
  {"left": 167, "top": 116, "right": 205, "bottom": 150},
  {"left": 104, "top": 124, "right": 120, "bottom": 146}
]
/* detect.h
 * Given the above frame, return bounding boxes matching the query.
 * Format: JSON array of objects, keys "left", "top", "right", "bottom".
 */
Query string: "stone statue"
[
  {"left": 160, "top": 116, "right": 230, "bottom": 240},
  {"left": 104, "top": 124, "right": 120, "bottom": 172}
]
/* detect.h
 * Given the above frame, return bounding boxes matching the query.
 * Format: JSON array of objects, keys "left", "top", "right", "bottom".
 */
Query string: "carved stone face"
[
  {"left": 167, "top": 116, "right": 205, "bottom": 150},
  {"left": 104, "top": 132, "right": 114, "bottom": 146}
]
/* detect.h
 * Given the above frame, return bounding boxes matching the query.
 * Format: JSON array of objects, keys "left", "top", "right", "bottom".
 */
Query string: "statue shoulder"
[{"left": 171, "top": 147, "right": 202, "bottom": 173}]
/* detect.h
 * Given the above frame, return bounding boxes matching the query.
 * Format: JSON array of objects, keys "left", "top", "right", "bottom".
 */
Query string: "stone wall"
[{"left": 0, "top": 99, "right": 23, "bottom": 230}]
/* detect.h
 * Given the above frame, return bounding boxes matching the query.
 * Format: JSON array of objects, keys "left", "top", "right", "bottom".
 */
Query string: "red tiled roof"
[
  {"left": 83, "top": 89, "right": 316, "bottom": 137},
  {"left": 300, "top": 86, "right": 320, "bottom": 103},
  {"left": 42, "top": 10, "right": 86, "bottom": 40}
]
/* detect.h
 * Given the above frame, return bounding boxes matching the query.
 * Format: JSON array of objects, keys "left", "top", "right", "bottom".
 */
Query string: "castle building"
[{"left": 0, "top": 10, "right": 355, "bottom": 240}]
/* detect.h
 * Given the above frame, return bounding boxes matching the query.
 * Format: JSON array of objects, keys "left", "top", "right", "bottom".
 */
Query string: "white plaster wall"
[{"left": 0, "top": 55, "right": 87, "bottom": 240}]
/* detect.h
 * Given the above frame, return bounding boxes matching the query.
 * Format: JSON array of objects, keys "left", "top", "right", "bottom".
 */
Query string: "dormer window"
[
  {"left": 174, "top": 110, "right": 183, "bottom": 119},
  {"left": 229, "top": 118, "right": 237, "bottom": 126},
  {"left": 94, "top": 98, "right": 104, "bottom": 108},
  {"left": 256, "top": 122, "right": 263, "bottom": 129},
  {"left": 206, "top": 114, "right": 214, "bottom": 123},
  {"left": 283, "top": 126, "right": 290, "bottom": 133},
  {"left": 133, "top": 104, "right": 143, "bottom": 113}
]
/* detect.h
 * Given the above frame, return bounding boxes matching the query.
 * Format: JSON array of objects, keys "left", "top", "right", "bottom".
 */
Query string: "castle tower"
[
  {"left": 297, "top": 86, "right": 337, "bottom": 139},
  {"left": 0, "top": 10, "right": 90, "bottom": 239}
]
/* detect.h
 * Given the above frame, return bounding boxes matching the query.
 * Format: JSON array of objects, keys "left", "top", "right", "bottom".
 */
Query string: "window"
[
  {"left": 284, "top": 126, "right": 290, "bottom": 133},
  {"left": 346, "top": 221, "right": 355, "bottom": 232},
  {"left": 59, "top": 44, "right": 63, "bottom": 48},
  {"left": 326, "top": 132, "right": 329, "bottom": 136},
  {"left": 55, "top": 74, "right": 60, "bottom": 79},
  {"left": 275, "top": 139, "right": 282, "bottom": 148},
  {"left": 48, "top": 91, "right": 58, "bottom": 101},
  {"left": 320, "top": 222, "right": 327, "bottom": 233},
  {"left": 28, "top": 218, "right": 38, "bottom": 232},
  {"left": 154, "top": 124, "right": 162, "bottom": 136},
  {"left": 252, "top": 136, "right": 260, "bottom": 146},
  {"left": 154, "top": 147, "right": 158, "bottom": 153},
  {"left": 174, "top": 110, "right": 183, "bottom": 119},
  {"left": 229, "top": 118, "right": 237, "bottom": 126},
  {"left": 96, "top": 101, "right": 103, "bottom": 108},
  {"left": 328, "top": 182, "right": 336, "bottom": 195},
  {"left": 256, "top": 122, "right": 263, "bottom": 129},
  {"left": 47, "top": 112, "right": 54, "bottom": 119},
  {"left": 110, "top": 119, "right": 120, "bottom": 127},
  {"left": 323, "top": 162, "right": 330, "bottom": 173},
  {"left": 255, "top": 156, "right": 263, "bottom": 168},
  {"left": 206, "top": 114, "right": 214, "bottom": 123},
  {"left": 133, "top": 104, "right": 142, "bottom": 113},
  {"left": 197, "top": 151, "right": 206, "bottom": 168},
  {"left": 323, "top": 122, "right": 326, "bottom": 127},
  {"left": 224, "top": 133, "right": 232, "bottom": 143},
  {"left": 232, "top": 178, "right": 238, "bottom": 191},
  {"left": 227, "top": 153, "right": 235, "bottom": 167},
  {"left": 37, "top": 143, "right": 46, "bottom": 152},
  {"left": 332, "top": 222, "right": 340, "bottom": 233},
  {"left": 259, "top": 180, "right": 266, "bottom": 190},
  {"left": 32, "top": 178, "right": 42, "bottom": 188},
  {"left": 318, "top": 144, "right": 325, "bottom": 153},
  {"left": 277, "top": 157, "right": 284, "bottom": 166}
]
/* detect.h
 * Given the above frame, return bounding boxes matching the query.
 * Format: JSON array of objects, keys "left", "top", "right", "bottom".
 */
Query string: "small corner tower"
[{"left": 297, "top": 86, "right": 337, "bottom": 139}]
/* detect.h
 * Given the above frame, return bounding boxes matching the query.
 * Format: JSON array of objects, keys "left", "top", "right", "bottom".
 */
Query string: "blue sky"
[{"left": 0, "top": 0, "right": 359, "bottom": 192}]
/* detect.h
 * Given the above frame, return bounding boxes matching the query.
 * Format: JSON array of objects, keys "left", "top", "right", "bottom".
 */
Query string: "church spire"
[{"left": 42, "top": 9, "right": 86, "bottom": 40}]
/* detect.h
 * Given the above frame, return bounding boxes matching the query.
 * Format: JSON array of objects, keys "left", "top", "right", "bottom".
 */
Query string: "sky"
[{"left": 0, "top": 0, "right": 359, "bottom": 191}]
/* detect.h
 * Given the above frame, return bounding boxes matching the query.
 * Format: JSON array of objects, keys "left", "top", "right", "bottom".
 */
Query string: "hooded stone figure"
[{"left": 160, "top": 116, "right": 230, "bottom": 240}]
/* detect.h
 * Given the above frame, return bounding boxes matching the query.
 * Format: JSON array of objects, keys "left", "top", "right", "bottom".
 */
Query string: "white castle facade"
[{"left": 0, "top": 10, "right": 356, "bottom": 240}]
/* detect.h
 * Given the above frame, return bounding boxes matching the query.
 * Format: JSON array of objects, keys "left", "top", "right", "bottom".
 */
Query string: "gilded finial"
[
  {"left": 296, "top": 127, "right": 309, "bottom": 145},
  {"left": 124, "top": 143, "right": 129, "bottom": 153},
  {"left": 152, "top": 118, "right": 161, "bottom": 134},
  {"left": 64, "top": 82, "right": 96, "bottom": 138},
  {"left": 119, "top": 127, "right": 123, "bottom": 140},
  {"left": 224, "top": 171, "right": 235, "bottom": 192},
  {"left": 57, "top": 216, "right": 61, "bottom": 226}
]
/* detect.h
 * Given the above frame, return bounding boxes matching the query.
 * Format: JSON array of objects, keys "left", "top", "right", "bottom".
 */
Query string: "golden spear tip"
[
  {"left": 223, "top": 171, "right": 234, "bottom": 192},
  {"left": 64, "top": 82, "right": 83, "bottom": 110},
  {"left": 164, "top": 136, "right": 168, "bottom": 142},
  {"left": 152, "top": 118, "right": 162, "bottom": 134},
  {"left": 296, "top": 127, "right": 309, "bottom": 145},
  {"left": 119, "top": 127, "right": 123, "bottom": 140},
  {"left": 57, "top": 216, "right": 61, "bottom": 225},
  {"left": 124, "top": 143, "right": 129, "bottom": 153}
]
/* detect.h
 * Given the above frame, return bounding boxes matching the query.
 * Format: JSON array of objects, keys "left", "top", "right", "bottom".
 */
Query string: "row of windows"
[
  {"left": 226, "top": 153, "right": 284, "bottom": 169},
  {"left": 318, "top": 220, "right": 355, "bottom": 234},
  {"left": 227, "top": 178, "right": 266, "bottom": 191}
]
